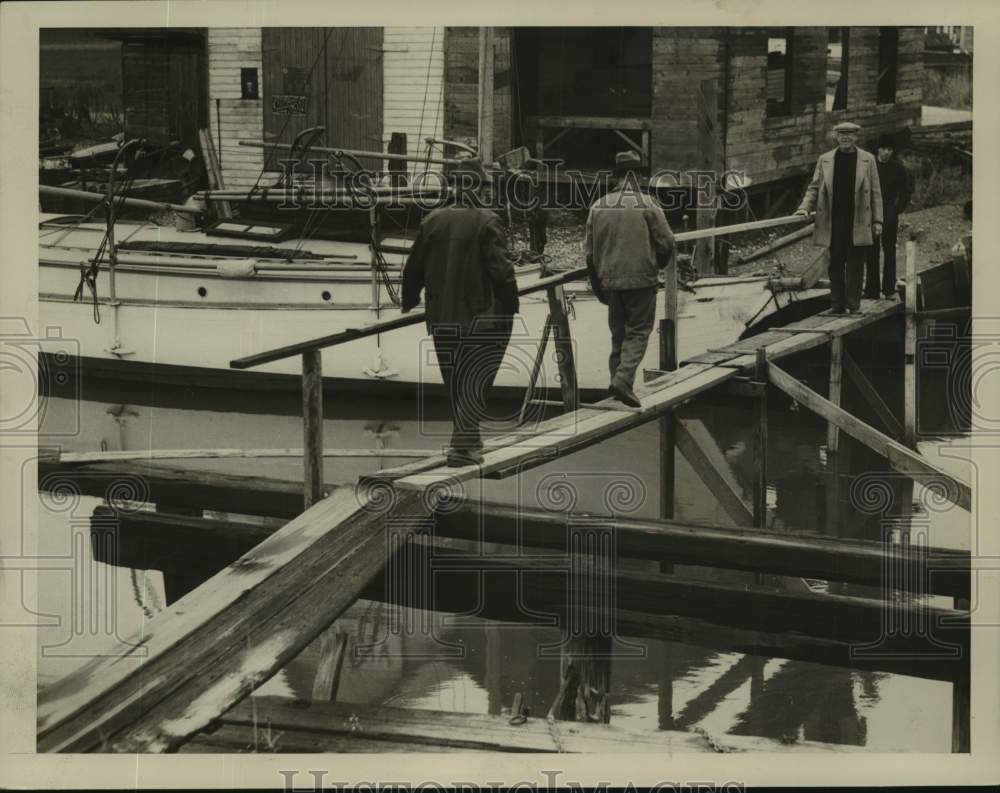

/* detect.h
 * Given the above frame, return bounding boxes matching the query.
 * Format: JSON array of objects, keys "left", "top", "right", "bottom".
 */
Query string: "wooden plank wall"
[
  {"left": 207, "top": 28, "right": 264, "bottom": 189},
  {"left": 321, "top": 27, "right": 384, "bottom": 153},
  {"left": 724, "top": 27, "right": 923, "bottom": 187},
  {"left": 443, "top": 27, "right": 512, "bottom": 157},
  {"left": 650, "top": 28, "right": 725, "bottom": 174},
  {"left": 382, "top": 27, "right": 445, "bottom": 175}
]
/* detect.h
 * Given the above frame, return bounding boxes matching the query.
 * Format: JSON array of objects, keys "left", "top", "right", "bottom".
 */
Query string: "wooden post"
[
  {"left": 659, "top": 247, "right": 679, "bottom": 372},
  {"left": 658, "top": 413, "right": 676, "bottom": 575},
  {"left": 753, "top": 348, "right": 769, "bottom": 529},
  {"left": 311, "top": 629, "right": 349, "bottom": 701},
  {"left": 302, "top": 350, "right": 324, "bottom": 508},
  {"left": 485, "top": 621, "right": 503, "bottom": 716},
  {"left": 546, "top": 284, "right": 578, "bottom": 413},
  {"left": 387, "top": 132, "right": 408, "bottom": 187},
  {"left": 694, "top": 78, "right": 720, "bottom": 275},
  {"left": 904, "top": 235, "right": 918, "bottom": 448},
  {"left": 827, "top": 336, "right": 844, "bottom": 454},
  {"left": 477, "top": 27, "right": 495, "bottom": 165},
  {"left": 951, "top": 666, "right": 970, "bottom": 753},
  {"left": 657, "top": 641, "right": 675, "bottom": 729},
  {"left": 659, "top": 249, "right": 678, "bottom": 572},
  {"left": 551, "top": 523, "right": 614, "bottom": 724}
]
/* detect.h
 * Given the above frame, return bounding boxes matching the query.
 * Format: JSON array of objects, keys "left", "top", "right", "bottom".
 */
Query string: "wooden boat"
[{"left": 38, "top": 210, "right": 829, "bottom": 397}]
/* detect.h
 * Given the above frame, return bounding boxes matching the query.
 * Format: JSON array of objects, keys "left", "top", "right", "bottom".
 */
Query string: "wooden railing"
[{"left": 230, "top": 213, "right": 814, "bottom": 506}]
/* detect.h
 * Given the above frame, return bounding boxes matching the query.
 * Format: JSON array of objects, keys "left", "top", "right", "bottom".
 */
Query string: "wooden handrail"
[
  {"left": 230, "top": 213, "right": 812, "bottom": 370},
  {"left": 229, "top": 266, "right": 587, "bottom": 369}
]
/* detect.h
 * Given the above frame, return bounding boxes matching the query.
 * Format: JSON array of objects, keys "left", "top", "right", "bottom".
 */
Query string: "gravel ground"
[{"left": 523, "top": 202, "right": 970, "bottom": 278}]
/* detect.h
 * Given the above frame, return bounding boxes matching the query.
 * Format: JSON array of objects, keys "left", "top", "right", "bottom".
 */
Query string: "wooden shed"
[
  {"left": 206, "top": 26, "right": 922, "bottom": 203},
  {"left": 507, "top": 27, "right": 922, "bottom": 204}
]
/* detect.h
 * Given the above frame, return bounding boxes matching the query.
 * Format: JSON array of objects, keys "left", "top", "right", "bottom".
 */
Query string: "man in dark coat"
[
  {"left": 795, "top": 121, "right": 883, "bottom": 314},
  {"left": 865, "top": 135, "right": 912, "bottom": 299},
  {"left": 401, "top": 170, "right": 519, "bottom": 467},
  {"left": 584, "top": 150, "right": 675, "bottom": 407}
]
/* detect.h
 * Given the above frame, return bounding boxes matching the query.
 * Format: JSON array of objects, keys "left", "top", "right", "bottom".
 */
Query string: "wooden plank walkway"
[{"left": 35, "top": 299, "right": 972, "bottom": 753}]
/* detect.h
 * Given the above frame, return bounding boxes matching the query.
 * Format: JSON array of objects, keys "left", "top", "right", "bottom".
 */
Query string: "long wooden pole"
[
  {"left": 659, "top": 248, "right": 679, "bottom": 571},
  {"left": 478, "top": 27, "right": 495, "bottom": 165},
  {"left": 904, "top": 236, "right": 918, "bottom": 448},
  {"left": 302, "top": 350, "right": 324, "bottom": 507},
  {"left": 40, "top": 184, "right": 197, "bottom": 215},
  {"left": 827, "top": 336, "right": 844, "bottom": 454},
  {"left": 753, "top": 348, "right": 769, "bottom": 529},
  {"left": 547, "top": 284, "right": 578, "bottom": 413},
  {"left": 238, "top": 140, "right": 460, "bottom": 167}
]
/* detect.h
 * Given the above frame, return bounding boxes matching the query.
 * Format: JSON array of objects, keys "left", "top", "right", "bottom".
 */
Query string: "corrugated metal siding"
[
  {"left": 208, "top": 28, "right": 264, "bottom": 189},
  {"left": 382, "top": 27, "right": 445, "bottom": 175}
]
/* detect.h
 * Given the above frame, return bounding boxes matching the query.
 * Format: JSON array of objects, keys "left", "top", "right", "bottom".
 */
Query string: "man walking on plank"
[
  {"left": 402, "top": 162, "right": 520, "bottom": 468},
  {"left": 585, "top": 150, "right": 675, "bottom": 408},
  {"left": 795, "top": 121, "right": 883, "bottom": 314}
]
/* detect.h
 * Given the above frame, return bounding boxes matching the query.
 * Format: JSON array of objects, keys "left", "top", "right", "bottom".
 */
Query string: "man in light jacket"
[
  {"left": 584, "top": 150, "right": 675, "bottom": 407},
  {"left": 795, "top": 121, "right": 883, "bottom": 314}
]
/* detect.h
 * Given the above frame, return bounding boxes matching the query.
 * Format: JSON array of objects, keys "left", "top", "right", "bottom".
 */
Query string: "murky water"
[{"left": 34, "top": 341, "right": 970, "bottom": 751}]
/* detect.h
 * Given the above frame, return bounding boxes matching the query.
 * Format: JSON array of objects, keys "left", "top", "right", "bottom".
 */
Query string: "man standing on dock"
[
  {"left": 795, "top": 121, "right": 883, "bottom": 314},
  {"left": 585, "top": 150, "right": 675, "bottom": 408},
  {"left": 401, "top": 166, "right": 520, "bottom": 468},
  {"left": 865, "top": 134, "right": 912, "bottom": 300}
]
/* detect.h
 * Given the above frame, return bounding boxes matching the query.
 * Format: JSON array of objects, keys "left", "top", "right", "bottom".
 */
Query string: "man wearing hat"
[
  {"left": 584, "top": 150, "right": 675, "bottom": 407},
  {"left": 401, "top": 163, "right": 519, "bottom": 467},
  {"left": 795, "top": 121, "right": 883, "bottom": 313},
  {"left": 865, "top": 134, "right": 912, "bottom": 299}
]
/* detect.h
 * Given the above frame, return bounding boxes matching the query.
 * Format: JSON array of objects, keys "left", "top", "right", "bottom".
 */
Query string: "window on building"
[
  {"left": 877, "top": 27, "right": 899, "bottom": 104},
  {"left": 766, "top": 29, "right": 793, "bottom": 117},
  {"left": 826, "top": 28, "right": 849, "bottom": 111}
]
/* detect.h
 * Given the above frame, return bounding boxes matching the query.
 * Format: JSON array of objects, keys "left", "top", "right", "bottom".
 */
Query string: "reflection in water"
[{"left": 36, "top": 351, "right": 967, "bottom": 751}]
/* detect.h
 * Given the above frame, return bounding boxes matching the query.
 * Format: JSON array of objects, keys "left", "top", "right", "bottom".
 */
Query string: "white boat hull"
[{"left": 38, "top": 217, "right": 827, "bottom": 393}]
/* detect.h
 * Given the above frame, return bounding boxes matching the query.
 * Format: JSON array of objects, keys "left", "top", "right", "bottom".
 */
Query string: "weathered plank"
[
  {"left": 842, "top": 349, "right": 904, "bottom": 439},
  {"left": 90, "top": 496, "right": 970, "bottom": 599},
  {"left": 768, "top": 362, "right": 972, "bottom": 511},
  {"left": 311, "top": 629, "right": 349, "bottom": 701},
  {"left": 203, "top": 696, "right": 866, "bottom": 753},
  {"left": 374, "top": 536, "right": 969, "bottom": 655},
  {"left": 40, "top": 459, "right": 305, "bottom": 519},
  {"left": 674, "top": 418, "right": 754, "bottom": 526},
  {"left": 395, "top": 302, "right": 903, "bottom": 490},
  {"left": 431, "top": 500, "right": 969, "bottom": 598},
  {"left": 90, "top": 506, "right": 279, "bottom": 575},
  {"left": 38, "top": 485, "right": 424, "bottom": 753}
]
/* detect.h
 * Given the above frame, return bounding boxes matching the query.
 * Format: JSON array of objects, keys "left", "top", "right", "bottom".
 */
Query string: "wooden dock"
[
  {"left": 34, "top": 215, "right": 977, "bottom": 753},
  {"left": 36, "top": 291, "right": 973, "bottom": 753}
]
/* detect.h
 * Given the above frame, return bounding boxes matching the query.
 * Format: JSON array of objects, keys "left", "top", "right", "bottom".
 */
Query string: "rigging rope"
[{"left": 72, "top": 166, "right": 137, "bottom": 324}]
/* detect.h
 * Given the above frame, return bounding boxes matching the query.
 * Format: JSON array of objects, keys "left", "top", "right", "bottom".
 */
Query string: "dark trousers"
[
  {"left": 864, "top": 214, "right": 899, "bottom": 298},
  {"left": 829, "top": 237, "right": 870, "bottom": 312},
  {"left": 432, "top": 320, "right": 513, "bottom": 452},
  {"left": 607, "top": 287, "right": 658, "bottom": 389}
]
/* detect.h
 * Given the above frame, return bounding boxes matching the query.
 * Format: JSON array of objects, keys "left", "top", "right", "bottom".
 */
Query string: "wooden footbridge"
[{"left": 36, "top": 224, "right": 973, "bottom": 753}]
